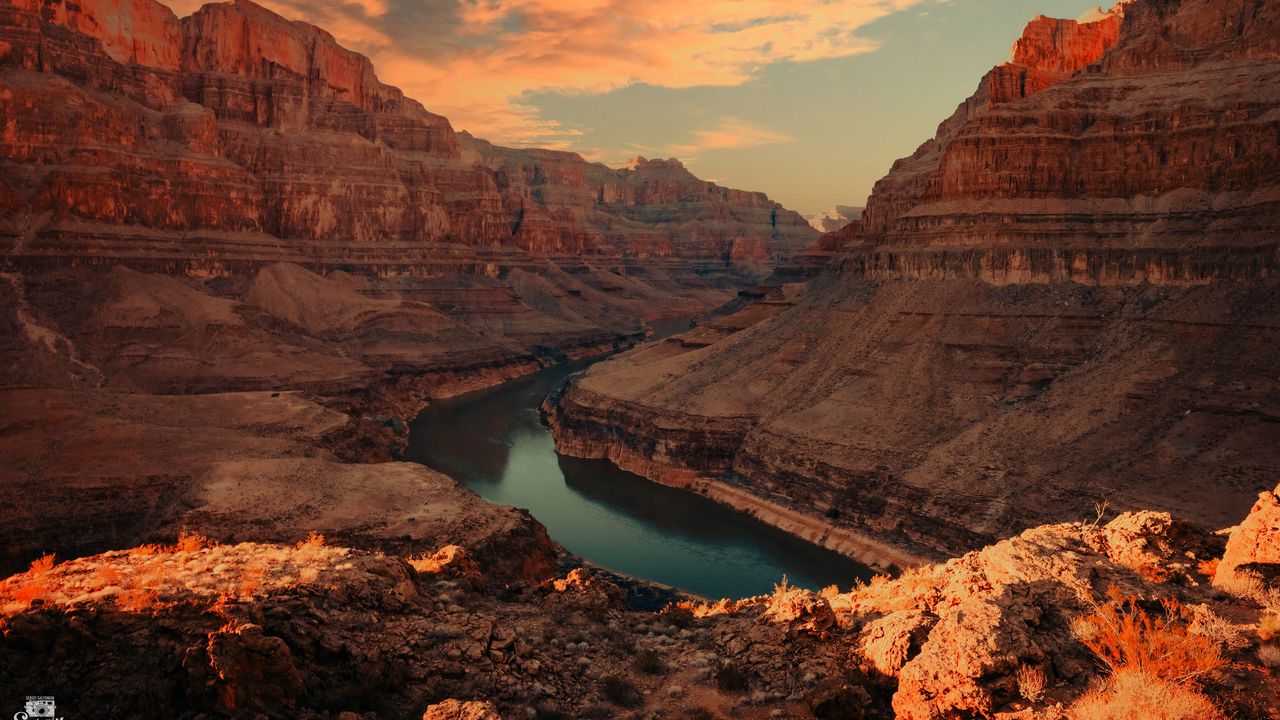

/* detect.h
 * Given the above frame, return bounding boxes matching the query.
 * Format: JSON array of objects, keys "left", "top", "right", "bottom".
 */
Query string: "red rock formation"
[
  {"left": 547, "top": 0, "right": 1280, "bottom": 562},
  {"left": 0, "top": 0, "right": 815, "bottom": 275},
  {"left": 821, "top": 0, "right": 1280, "bottom": 275},
  {"left": 1216, "top": 484, "right": 1280, "bottom": 587}
]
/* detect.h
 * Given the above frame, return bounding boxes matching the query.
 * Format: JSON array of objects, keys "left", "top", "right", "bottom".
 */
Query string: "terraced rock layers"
[{"left": 547, "top": 0, "right": 1280, "bottom": 562}]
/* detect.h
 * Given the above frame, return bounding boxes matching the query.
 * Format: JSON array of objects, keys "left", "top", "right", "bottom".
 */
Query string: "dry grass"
[
  {"left": 296, "top": 531, "right": 326, "bottom": 549},
  {"left": 1187, "top": 604, "right": 1249, "bottom": 651},
  {"left": 9, "top": 554, "right": 56, "bottom": 610},
  {"left": 1068, "top": 668, "right": 1224, "bottom": 720},
  {"left": 1016, "top": 663, "right": 1048, "bottom": 703},
  {"left": 1, "top": 540, "right": 353, "bottom": 615},
  {"left": 129, "top": 531, "right": 214, "bottom": 557},
  {"left": 1257, "top": 645, "right": 1280, "bottom": 668},
  {"left": 1073, "top": 590, "right": 1223, "bottom": 685}
]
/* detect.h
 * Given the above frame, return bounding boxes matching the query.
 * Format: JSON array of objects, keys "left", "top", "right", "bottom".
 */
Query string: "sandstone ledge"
[{"left": 544, "top": 385, "right": 924, "bottom": 574}]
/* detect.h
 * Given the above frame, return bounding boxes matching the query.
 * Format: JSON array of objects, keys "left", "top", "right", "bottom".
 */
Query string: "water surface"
[{"left": 407, "top": 349, "right": 872, "bottom": 599}]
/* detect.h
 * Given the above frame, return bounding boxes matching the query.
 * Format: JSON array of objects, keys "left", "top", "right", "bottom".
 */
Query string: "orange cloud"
[
  {"left": 162, "top": 0, "right": 922, "bottom": 148},
  {"left": 646, "top": 117, "right": 797, "bottom": 160}
]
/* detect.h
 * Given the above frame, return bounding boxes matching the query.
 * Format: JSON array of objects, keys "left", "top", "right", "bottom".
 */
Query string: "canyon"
[
  {"left": 0, "top": 0, "right": 815, "bottom": 568},
  {"left": 547, "top": 0, "right": 1280, "bottom": 563},
  {"left": 2, "top": 0, "right": 1280, "bottom": 717}
]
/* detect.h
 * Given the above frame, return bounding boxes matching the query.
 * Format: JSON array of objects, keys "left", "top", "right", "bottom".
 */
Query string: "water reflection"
[{"left": 407, "top": 350, "right": 872, "bottom": 599}]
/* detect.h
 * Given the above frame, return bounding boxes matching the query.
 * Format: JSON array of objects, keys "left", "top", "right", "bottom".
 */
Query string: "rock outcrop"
[
  {"left": 2, "top": 508, "right": 1274, "bottom": 718},
  {"left": 547, "top": 0, "right": 1280, "bottom": 562},
  {"left": 1216, "top": 483, "right": 1280, "bottom": 587}
]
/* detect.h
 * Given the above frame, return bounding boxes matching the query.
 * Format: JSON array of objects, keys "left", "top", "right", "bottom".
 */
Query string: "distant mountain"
[{"left": 805, "top": 205, "right": 864, "bottom": 233}]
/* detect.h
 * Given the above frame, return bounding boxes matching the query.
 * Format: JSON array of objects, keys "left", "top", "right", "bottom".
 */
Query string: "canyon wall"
[
  {"left": 548, "top": 0, "right": 1280, "bottom": 561},
  {"left": 0, "top": 0, "right": 814, "bottom": 276},
  {"left": 0, "top": 0, "right": 815, "bottom": 569}
]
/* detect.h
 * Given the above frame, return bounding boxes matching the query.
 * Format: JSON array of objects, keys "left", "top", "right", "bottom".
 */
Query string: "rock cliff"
[
  {"left": 0, "top": 0, "right": 817, "bottom": 563},
  {"left": 547, "top": 0, "right": 1280, "bottom": 561},
  {"left": 0, "top": 0, "right": 814, "bottom": 276}
]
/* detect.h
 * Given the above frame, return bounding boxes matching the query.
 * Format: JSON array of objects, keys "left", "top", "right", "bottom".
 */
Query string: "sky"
[{"left": 166, "top": 0, "right": 1110, "bottom": 216}]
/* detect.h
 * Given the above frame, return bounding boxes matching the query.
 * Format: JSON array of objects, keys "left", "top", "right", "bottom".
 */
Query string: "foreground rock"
[
  {"left": 1, "top": 509, "right": 1275, "bottom": 718},
  {"left": 546, "top": 0, "right": 1280, "bottom": 562},
  {"left": 1216, "top": 483, "right": 1280, "bottom": 588}
]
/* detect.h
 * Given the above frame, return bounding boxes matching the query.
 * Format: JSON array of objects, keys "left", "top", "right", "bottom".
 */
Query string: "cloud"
[
  {"left": 162, "top": 0, "right": 923, "bottom": 149},
  {"left": 655, "top": 117, "right": 797, "bottom": 160}
]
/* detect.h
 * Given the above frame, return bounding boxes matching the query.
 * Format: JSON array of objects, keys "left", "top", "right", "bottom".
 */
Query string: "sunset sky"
[{"left": 166, "top": 0, "right": 1110, "bottom": 216}]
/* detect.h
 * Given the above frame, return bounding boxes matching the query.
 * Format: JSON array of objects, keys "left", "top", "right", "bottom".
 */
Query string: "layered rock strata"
[
  {"left": 0, "top": 0, "right": 816, "bottom": 575},
  {"left": 548, "top": 0, "right": 1280, "bottom": 562}
]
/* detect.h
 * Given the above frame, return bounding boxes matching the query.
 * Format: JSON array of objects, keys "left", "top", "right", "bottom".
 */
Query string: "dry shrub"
[
  {"left": 633, "top": 649, "right": 667, "bottom": 676},
  {"left": 1261, "top": 613, "right": 1280, "bottom": 642},
  {"left": 600, "top": 675, "right": 642, "bottom": 708},
  {"left": 1257, "top": 645, "right": 1280, "bottom": 668},
  {"left": 1074, "top": 590, "right": 1223, "bottom": 685},
  {"left": 239, "top": 562, "right": 267, "bottom": 598},
  {"left": 12, "top": 553, "right": 56, "bottom": 606},
  {"left": 175, "top": 531, "right": 211, "bottom": 553},
  {"left": 1187, "top": 605, "right": 1249, "bottom": 651},
  {"left": 1196, "top": 558, "right": 1218, "bottom": 580},
  {"left": 715, "top": 661, "right": 752, "bottom": 693},
  {"left": 127, "top": 543, "right": 170, "bottom": 557},
  {"left": 672, "top": 598, "right": 744, "bottom": 618},
  {"left": 1068, "top": 668, "right": 1223, "bottom": 720},
  {"left": 1016, "top": 663, "right": 1047, "bottom": 703},
  {"left": 129, "top": 531, "right": 214, "bottom": 556},
  {"left": 90, "top": 565, "right": 125, "bottom": 589},
  {"left": 115, "top": 588, "right": 162, "bottom": 613},
  {"left": 295, "top": 531, "right": 326, "bottom": 550}
]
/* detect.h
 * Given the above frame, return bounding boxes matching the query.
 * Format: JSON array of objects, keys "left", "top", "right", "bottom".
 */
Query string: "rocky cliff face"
[
  {"left": 0, "top": 0, "right": 814, "bottom": 590},
  {"left": 0, "top": 0, "right": 814, "bottom": 274},
  {"left": 820, "top": 0, "right": 1279, "bottom": 278},
  {"left": 547, "top": 0, "right": 1280, "bottom": 562}
]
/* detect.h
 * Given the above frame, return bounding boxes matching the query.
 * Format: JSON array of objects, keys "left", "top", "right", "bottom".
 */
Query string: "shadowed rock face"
[{"left": 547, "top": 0, "right": 1280, "bottom": 562}]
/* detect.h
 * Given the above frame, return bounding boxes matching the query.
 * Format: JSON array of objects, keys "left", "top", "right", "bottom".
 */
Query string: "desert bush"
[
  {"left": 1015, "top": 663, "right": 1047, "bottom": 703},
  {"left": 10, "top": 553, "right": 56, "bottom": 608},
  {"left": 175, "top": 531, "right": 212, "bottom": 553},
  {"left": 686, "top": 708, "right": 718, "bottom": 720},
  {"left": 1187, "top": 605, "right": 1249, "bottom": 651},
  {"left": 296, "top": 531, "right": 326, "bottom": 549},
  {"left": 1068, "top": 668, "right": 1223, "bottom": 720},
  {"left": 600, "top": 675, "right": 642, "bottom": 708},
  {"left": 1073, "top": 591, "right": 1223, "bottom": 684},
  {"left": 633, "top": 649, "right": 667, "bottom": 675},
  {"left": 715, "top": 661, "right": 752, "bottom": 693},
  {"left": 115, "top": 588, "right": 162, "bottom": 613}
]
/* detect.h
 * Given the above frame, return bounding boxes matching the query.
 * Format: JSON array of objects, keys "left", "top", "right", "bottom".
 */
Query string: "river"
[{"left": 406, "top": 338, "right": 872, "bottom": 599}]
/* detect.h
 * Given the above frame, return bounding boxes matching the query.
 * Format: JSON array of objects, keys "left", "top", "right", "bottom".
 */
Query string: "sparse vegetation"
[
  {"left": 1257, "top": 645, "right": 1280, "bottom": 668},
  {"left": 600, "top": 675, "right": 642, "bottom": 708},
  {"left": 633, "top": 649, "right": 667, "bottom": 675},
  {"left": 1069, "top": 668, "right": 1224, "bottom": 720},
  {"left": 1068, "top": 590, "right": 1226, "bottom": 720},
  {"left": 715, "top": 660, "right": 752, "bottom": 693},
  {"left": 10, "top": 553, "right": 56, "bottom": 610},
  {"left": 297, "top": 531, "right": 326, "bottom": 549},
  {"left": 1187, "top": 605, "right": 1248, "bottom": 651},
  {"left": 1015, "top": 663, "right": 1047, "bottom": 703},
  {"left": 1073, "top": 590, "right": 1223, "bottom": 684}
]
